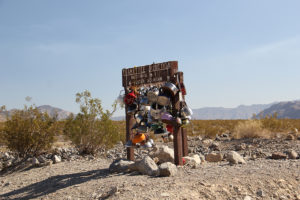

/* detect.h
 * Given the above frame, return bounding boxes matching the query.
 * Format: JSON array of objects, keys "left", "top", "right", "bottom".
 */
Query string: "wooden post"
[
  {"left": 125, "top": 96, "right": 135, "bottom": 161},
  {"left": 181, "top": 127, "right": 188, "bottom": 157}
]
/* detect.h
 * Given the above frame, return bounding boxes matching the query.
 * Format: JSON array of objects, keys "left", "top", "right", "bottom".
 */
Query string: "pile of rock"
[
  {"left": 109, "top": 144, "right": 204, "bottom": 177},
  {"left": 0, "top": 147, "right": 81, "bottom": 172}
]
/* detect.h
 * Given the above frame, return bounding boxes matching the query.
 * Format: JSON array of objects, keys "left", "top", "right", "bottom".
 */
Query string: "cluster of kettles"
[{"left": 118, "top": 80, "right": 193, "bottom": 148}]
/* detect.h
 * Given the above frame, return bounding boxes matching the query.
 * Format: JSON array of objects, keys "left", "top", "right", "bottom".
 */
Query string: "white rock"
[
  {"left": 244, "top": 196, "right": 252, "bottom": 200},
  {"left": 32, "top": 157, "right": 40, "bottom": 166},
  {"left": 109, "top": 159, "right": 135, "bottom": 173},
  {"left": 152, "top": 145, "right": 174, "bottom": 163},
  {"left": 135, "top": 156, "right": 159, "bottom": 176},
  {"left": 184, "top": 154, "right": 201, "bottom": 168},
  {"left": 226, "top": 151, "right": 246, "bottom": 165},
  {"left": 159, "top": 162, "right": 177, "bottom": 177},
  {"left": 52, "top": 155, "right": 62, "bottom": 164},
  {"left": 286, "top": 150, "right": 298, "bottom": 159}
]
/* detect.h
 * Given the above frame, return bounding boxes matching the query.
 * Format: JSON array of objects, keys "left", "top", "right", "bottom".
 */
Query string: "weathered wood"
[
  {"left": 181, "top": 127, "right": 188, "bottom": 157},
  {"left": 125, "top": 93, "right": 135, "bottom": 161},
  {"left": 122, "top": 61, "right": 187, "bottom": 165},
  {"left": 122, "top": 61, "right": 178, "bottom": 87}
]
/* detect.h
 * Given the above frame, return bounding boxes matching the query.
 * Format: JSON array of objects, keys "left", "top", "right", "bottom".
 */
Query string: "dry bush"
[
  {"left": 232, "top": 120, "right": 272, "bottom": 139},
  {"left": 64, "top": 90, "right": 121, "bottom": 155},
  {"left": 2, "top": 105, "right": 58, "bottom": 157}
]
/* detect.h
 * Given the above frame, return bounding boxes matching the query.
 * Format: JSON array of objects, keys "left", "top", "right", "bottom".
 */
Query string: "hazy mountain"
[
  {"left": 192, "top": 104, "right": 274, "bottom": 120},
  {"left": 257, "top": 100, "right": 300, "bottom": 119},
  {"left": 0, "top": 105, "right": 72, "bottom": 121},
  {"left": 37, "top": 105, "right": 72, "bottom": 120}
]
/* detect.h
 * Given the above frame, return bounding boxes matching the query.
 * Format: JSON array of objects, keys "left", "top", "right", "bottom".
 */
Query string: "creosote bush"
[
  {"left": 232, "top": 120, "right": 272, "bottom": 139},
  {"left": 2, "top": 105, "right": 58, "bottom": 157},
  {"left": 64, "top": 90, "right": 120, "bottom": 155}
]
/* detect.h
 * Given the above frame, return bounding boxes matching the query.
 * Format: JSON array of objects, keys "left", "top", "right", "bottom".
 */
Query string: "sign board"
[{"left": 122, "top": 61, "right": 178, "bottom": 87}]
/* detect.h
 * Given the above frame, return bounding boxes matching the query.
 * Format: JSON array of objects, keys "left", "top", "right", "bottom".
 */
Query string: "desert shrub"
[
  {"left": 64, "top": 90, "right": 120, "bottom": 155},
  {"left": 232, "top": 120, "right": 271, "bottom": 139},
  {"left": 259, "top": 113, "right": 293, "bottom": 132},
  {"left": 2, "top": 105, "right": 58, "bottom": 157}
]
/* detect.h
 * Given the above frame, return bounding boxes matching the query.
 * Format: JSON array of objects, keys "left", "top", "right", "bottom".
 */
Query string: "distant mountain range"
[
  {"left": 192, "top": 104, "right": 275, "bottom": 120},
  {"left": 0, "top": 105, "right": 72, "bottom": 121},
  {"left": 257, "top": 100, "right": 300, "bottom": 119},
  {"left": 1, "top": 100, "right": 300, "bottom": 122}
]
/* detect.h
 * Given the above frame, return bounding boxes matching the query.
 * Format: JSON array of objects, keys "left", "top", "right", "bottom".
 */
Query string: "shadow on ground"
[{"left": 0, "top": 168, "right": 111, "bottom": 200}]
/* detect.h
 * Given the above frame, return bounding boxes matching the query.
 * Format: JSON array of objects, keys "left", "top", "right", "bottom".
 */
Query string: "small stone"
[
  {"left": 209, "top": 142, "right": 221, "bottom": 151},
  {"left": 161, "top": 193, "right": 170, "bottom": 197},
  {"left": 109, "top": 159, "right": 135, "bottom": 173},
  {"left": 257, "top": 189, "right": 264, "bottom": 197},
  {"left": 202, "top": 139, "right": 213, "bottom": 146},
  {"left": 52, "top": 155, "right": 62, "bottom": 164},
  {"left": 4, "top": 182, "right": 11, "bottom": 187},
  {"left": 37, "top": 155, "right": 47, "bottom": 163},
  {"left": 244, "top": 196, "right": 252, "bottom": 200},
  {"left": 205, "top": 153, "right": 223, "bottom": 162},
  {"left": 286, "top": 134, "right": 295, "bottom": 140},
  {"left": 151, "top": 145, "right": 174, "bottom": 163},
  {"left": 159, "top": 162, "right": 177, "bottom": 177},
  {"left": 271, "top": 152, "right": 287, "bottom": 160},
  {"left": 235, "top": 143, "right": 247, "bottom": 151},
  {"left": 286, "top": 150, "right": 298, "bottom": 159},
  {"left": 226, "top": 151, "right": 246, "bottom": 165},
  {"left": 32, "top": 157, "right": 40, "bottom": 166},
  {"left": 135, "top": 156, "right": 159, "bottom": 176}
]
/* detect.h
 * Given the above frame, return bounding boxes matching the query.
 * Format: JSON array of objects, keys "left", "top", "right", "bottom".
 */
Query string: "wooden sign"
[{"left": 122, "top": 61, "right": 178, "bottom": 87}]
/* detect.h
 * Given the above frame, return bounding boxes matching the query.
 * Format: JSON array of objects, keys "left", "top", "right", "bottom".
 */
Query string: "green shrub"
[
  {"left": 2, "top": 105, "right": 58, "bottom": 157},
  {"left": 64, "top": 90, "right": 120, "bottom": 155}
]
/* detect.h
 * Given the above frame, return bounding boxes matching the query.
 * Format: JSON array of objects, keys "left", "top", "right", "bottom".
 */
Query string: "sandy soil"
[{"left": 1, "top": 138, "right": 300, "bottom": 200}]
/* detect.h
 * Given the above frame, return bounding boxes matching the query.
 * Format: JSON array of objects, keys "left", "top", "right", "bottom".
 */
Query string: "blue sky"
[{"left": 1, "top": 0, "right": 300, "bottom": 116}]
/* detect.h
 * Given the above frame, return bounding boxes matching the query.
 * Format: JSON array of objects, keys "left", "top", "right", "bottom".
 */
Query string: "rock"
[
  {"left": 202, "top": 139, "right": 213, "bottom": 146},
  {"left": 205, "top": 152, "right": 223, "bottom": 162},
  {"left": 135, "top": 156, "right": 159, "bottom": 176},
  {"left": 32, "top": 157, "right": 40, "bottom": 166},
  {"left": 286, "top": 134, "right": 295, "bottom": 140},
  {"left": 209, "top": 142, "right": 221, "bottom": 151},
  {"left": 3, "top": 152, "right": 12, "bottom": 161},
  {"left": 256, "top": 189, "right": 265, "bottom": 197},
  {"left": 226, "top": 151, "right": 246, "bottom": 165},
  {"left": 271, "top": 152, "right": 287, "bottom": 160},
  {"left": 152, "top": 145, "right": 174, "bottom": 163},
  {"left": 235, "top": 143, "right": 247, "bottom": 151},
  {"left": 244, "top": 196, "right": 252, "bottom": 200},
  {"left": 4, "top": 160, "right": 13, "bottom": 168},
  {"left": 184, "top": 155, "right": 201, "bottom": 168},
  {"left": 37, "top": 155, "right": 47, "bottom": 163},
  {"left": 286, "top": 150, "right": 298, "bottom": 159},
  {"left": 159, "top": 162, "right": 177, "bottom": 177},
  {"left": 52, "top": 155, "right": 62, "bottom": 164},
  {"left": 109, "top": 159, "right": 135, "bottom": 173}
]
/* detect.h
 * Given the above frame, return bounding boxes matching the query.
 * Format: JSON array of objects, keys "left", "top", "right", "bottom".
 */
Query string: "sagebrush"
[
  {"left": 64, "top": 90, "right": 120, "bottom": 155},
  {"left": 2, "top": 105, "right": 58, "bottom": 157}
]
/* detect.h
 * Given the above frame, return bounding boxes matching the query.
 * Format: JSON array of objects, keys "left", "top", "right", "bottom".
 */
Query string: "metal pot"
[
  {"left": 181, "top": 105, "right": 193, "bottom": 118},
  {"left": 161, "top": 82, "right": 179, "bottom": 97},
  {"left": 136, "top": 125, "right": 149, "bottom": 133},
  {"left": 150, "top": 103, "right": 164, "bottom": 120},
  {"left": 147, "top": 87, "right": 159, "bottom": 103},
  {"left": 139, "top": 96, "right": 149, "bottom": 106},
  {"left": 127, "top": 103, "right": 138, "bottom": 115},
  {"left": 134, "top": 113, "right": 144, "bottom": 124},
  {"left": 157, "top": 95, "right": 170, "bottom": 106}
]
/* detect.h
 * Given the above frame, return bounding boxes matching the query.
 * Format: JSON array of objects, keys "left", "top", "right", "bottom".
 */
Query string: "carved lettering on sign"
[{"left": 122, "top": 61, "right": 178, "bottom": 87}]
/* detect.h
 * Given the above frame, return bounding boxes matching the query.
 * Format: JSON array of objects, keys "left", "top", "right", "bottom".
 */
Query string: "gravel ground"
[{"left": 1, "top": 138, "right": 300, "bottom": 200}]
